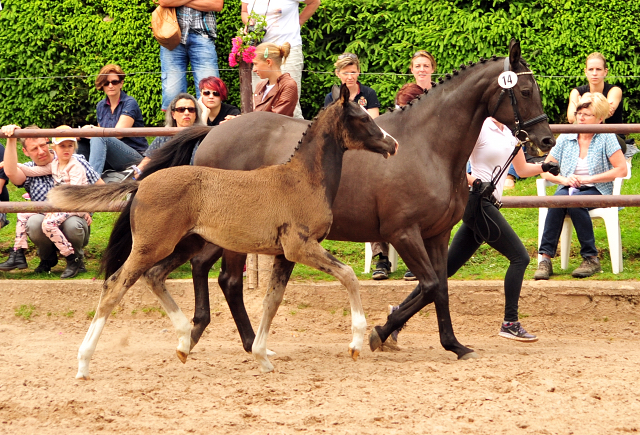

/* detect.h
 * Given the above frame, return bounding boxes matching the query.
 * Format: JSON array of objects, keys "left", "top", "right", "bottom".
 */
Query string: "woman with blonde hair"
[
  {"left": 535, "top": 92, "right": 627, "bottom": 280},
  {"left": 324, "top": 53, "right": 380, "bottom": 118},
  {"left": 251, "top": 42, "right": 298, "bottom": 116},
  {"left": 410, "top": 50, "right": 436, "bottom": 91}
]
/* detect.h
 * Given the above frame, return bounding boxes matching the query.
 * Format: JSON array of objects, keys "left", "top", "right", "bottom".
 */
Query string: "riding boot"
[
  {"left": 60, "top": 253, "right": 81, "bottom": 279},
  {"left": 0, "top": 249, "right": 28, "bottom": 271}
]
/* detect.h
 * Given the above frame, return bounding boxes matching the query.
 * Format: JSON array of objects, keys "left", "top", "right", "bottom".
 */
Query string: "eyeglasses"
[
  {"left": 413, "top": 50, "right": 433, "bottom": 59},
  {"left": 104, "top": 79, "right": 122, "bottom": 86},
  {"left": 202, "top": 90, "right": 221, "bottom": 97},
  {"left": 575, "top": 111, "right": 595, "bottom": 119},
  {"left": 338, "top": 53, "right": 358, "bottom": 61},
  {"left": 173, "top": 107, "right": 196, "bottom": 113}
]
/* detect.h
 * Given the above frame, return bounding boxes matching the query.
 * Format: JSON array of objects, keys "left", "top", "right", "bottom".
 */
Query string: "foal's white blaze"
[{"left": 76, "top": 316, "right": 107, "bottom": 379}]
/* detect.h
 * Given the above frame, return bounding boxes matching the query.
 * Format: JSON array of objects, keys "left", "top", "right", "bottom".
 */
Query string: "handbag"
[{"left": 151, "top": 3, "right": 181, "bottom": 50}]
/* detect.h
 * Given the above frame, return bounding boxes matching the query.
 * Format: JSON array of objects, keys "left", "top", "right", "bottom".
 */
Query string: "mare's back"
[{"left": 194, "top": 112, "right": 308, "bottom": 170}]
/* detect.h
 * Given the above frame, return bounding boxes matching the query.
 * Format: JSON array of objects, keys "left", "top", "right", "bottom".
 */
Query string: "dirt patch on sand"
[{"left": 0, "top": 279, "right": 639, "bottom": 434}]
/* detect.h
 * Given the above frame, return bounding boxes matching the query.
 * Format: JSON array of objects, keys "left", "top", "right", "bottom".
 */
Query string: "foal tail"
[
  {"left": 139, "top": 125, "right": 212, "bottom": 180},
  {"left": 47, "top": 182, "right": 138, "bottom": 212}
]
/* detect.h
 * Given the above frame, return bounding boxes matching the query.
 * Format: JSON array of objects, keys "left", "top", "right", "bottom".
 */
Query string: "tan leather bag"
[{"left": 151, "top": 4, "right": 181, "bottom": 50}]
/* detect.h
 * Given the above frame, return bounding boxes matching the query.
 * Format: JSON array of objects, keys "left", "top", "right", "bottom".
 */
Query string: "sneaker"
[
  {"left": 499, "top": 321, "right": 538, "bottom": 342},
  {"left": 403, "top": 270, "right": 417, "bottom": 281},
  {"left": 534, "top": 258, "right": 553, "bottom": 280},
  {"left": 372, "top": 256, "right": 391, "bottom": 280},
  {"left": 571, "top": 256, "right": 601, "bottom": 278}
]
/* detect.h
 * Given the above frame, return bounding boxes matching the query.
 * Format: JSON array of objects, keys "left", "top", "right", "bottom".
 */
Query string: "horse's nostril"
[{"left": 542, "top": 136, "right": 556, "bottom": 148}]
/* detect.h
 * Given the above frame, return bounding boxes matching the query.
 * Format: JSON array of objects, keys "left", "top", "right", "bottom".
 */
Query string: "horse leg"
[
  {"left": 189, "top": 243, "right": 223, "bottom": 349},
  {"left": 286, "top": 241, "right": 366, "bottom": 361},
  {"left": 217, "top": 250, "right": 257, "bottom": 353},
  {"left": 252, "top": 254, "right": 295, "bottom": 373},
  {"left": 77, "top": 261, "right": 149, "bottom": 379},
  {"left": 370, "top": 228, "right": 476, "bottom": 359},
  {"left": 142, "top": 235, "right": 208, "bottom": 361}
]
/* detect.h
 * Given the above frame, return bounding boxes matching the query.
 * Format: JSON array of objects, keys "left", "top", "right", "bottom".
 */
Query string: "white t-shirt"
[
  {"left": 468, "top": 117, "right": 518, "bottom": 202},
  {"left": 242, "top": 0, "right": 304, "bottom": 46}
]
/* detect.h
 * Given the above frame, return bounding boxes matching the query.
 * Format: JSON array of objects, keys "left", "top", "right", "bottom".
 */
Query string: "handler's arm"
[
  {"left": 540, "top": 155, "right": 570, "bottom": 186},
  {"left": 511, "top": 148, "right": 544, "bottom": 178},
  {"left": 158, "top": 0, "right": 223, "bottom": 12},
  {"left": 0, "top": 125, "right": 26, "bottom": 186}
]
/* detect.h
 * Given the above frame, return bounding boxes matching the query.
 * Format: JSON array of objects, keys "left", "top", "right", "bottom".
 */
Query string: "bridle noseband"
[{"left": 489, "top": 57, "right": 548, "bottom": 141}]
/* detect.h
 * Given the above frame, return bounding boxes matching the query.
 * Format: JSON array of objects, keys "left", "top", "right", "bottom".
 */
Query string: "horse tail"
[
  {"left": 47, "top": 182, "right": 138, "bottom": 212},
  {"left": 139, "top": 125, "right": 212, "bottom": 181},
  {"left": 100, "top": 195, "right": 135, "bottom": 279}
]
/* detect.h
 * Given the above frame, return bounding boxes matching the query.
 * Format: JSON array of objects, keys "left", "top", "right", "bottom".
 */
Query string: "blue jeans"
[
  {"left": 538, "top": 185, "right": 600, "bottom": 259},
  {"left": 80, "top": 137, "right": 143, "bottom": 174},
  {"left": 161, "top": 33, "right": 219, "bottom": 110}
]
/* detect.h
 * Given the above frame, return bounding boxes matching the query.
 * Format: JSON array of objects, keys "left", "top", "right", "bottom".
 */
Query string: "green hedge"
[{"left": 0, "top": 0, "right": 638, "bottom": 128}]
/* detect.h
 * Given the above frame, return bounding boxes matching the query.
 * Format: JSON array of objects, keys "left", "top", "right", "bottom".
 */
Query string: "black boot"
[
  {"left": 34, "top": 251, "right": 59, "bottom": 273},
  {"left": 0, "top": 249, "right": 28, "bottom": 271},
  {"left": 61, "top": 253, "right": 81, "bottom": 279}
]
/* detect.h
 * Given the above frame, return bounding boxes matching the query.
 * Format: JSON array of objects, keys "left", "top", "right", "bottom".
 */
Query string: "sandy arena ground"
[{"left": 0, "top": 279, "right": 639, "bottom": 434}]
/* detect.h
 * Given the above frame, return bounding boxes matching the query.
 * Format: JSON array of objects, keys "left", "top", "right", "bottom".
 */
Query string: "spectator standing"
[
  {"left": 0, "top": 125, "right": 100, "bottom": 274},
  {"left": 0, "top": 144, "right": 10, "bottom": 229},
  {"left": 324, "top": 53, "right": 380, "bottom": 118},
  {"left": 241, "top": 0, "right": 320, "bottom": 119},
  {"left": 252, "top": 42, "right": 298, "bottom": 116},
  {"left": 197, "top": 76, "right": 240, "bottom": 126},
  {"left": 410, "top": 50, "right": 436, "bottom": 91},
  {"left": 158, "top": 0, "right": 223, "bottom": 110},
  {"left": 535, "top": 92, "right": 627, "bottom": 280},
  {"left": 80, "top": 64, "right": 147, "bottom": 175}
]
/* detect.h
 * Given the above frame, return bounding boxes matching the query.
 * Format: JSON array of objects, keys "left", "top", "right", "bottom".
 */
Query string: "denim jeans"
[
  {"left": 538, "top": 185, "right": 600, "bottom": 259},
  {"left": 161, "top": 33, "right": 219, "bottom": 110},
  {"left": 80, "top": 137, "right": 143, "bottom": 174}
]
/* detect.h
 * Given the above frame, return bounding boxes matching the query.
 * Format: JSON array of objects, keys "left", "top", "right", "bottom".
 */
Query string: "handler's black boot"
[
  {"left": 61, "top": 253, "right": 81, "bottom": 279},
  {"left": 0, "top": 248, "right": 28, "bottom": 271}
]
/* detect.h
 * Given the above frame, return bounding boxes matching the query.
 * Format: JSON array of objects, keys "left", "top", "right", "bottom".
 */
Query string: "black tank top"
[{"left": 575, "top": 83, "right": 623, "bottom": 124}]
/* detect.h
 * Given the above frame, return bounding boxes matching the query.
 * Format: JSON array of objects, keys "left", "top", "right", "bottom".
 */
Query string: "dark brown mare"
[
  {"left": 107, "top": 40, "right": 555, "bottom": 362},
  {"left": 49, "top": 86, "right": 398, "bottom": 378}
]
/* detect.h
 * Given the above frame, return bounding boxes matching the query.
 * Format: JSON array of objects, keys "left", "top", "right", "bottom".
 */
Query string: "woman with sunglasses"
[
  {"left": 324, "top": 53, "right": 380, "bottom": 118},
  {"left": 136, "top": 93, "right": 201, "bottom": 172},
  {"left": 535, "top": 92, "right": 627, "bottom": 280},
  {"left": 411, "top": 50, "right": 436, "bottom": 91},
  {"left": 80, "top": 64, "right": 147, "bottom": 175},
  {"left": 197, "top": 76, "right": 240, "bottom": 126}
]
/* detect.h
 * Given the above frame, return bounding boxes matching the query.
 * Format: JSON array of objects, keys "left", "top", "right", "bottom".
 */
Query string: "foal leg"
[
  {"left": 252, "top": 254, "right": 295, "bottom": 373},
  {"left": 190, "top": 242, "right": 223, "bottom": 348},
  {"left": 286, "top": 241, "right": 366, "bottom": 361}
]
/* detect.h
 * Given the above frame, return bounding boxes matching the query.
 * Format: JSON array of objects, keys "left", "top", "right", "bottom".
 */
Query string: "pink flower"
[
  {"left": 242, "top": 46, "right": 256, "bottom": 63},
  {"left": 228, "top": 51, "right": 238, "bottom": 67}
]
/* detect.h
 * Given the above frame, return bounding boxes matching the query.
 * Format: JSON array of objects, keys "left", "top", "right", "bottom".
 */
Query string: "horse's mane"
[
  {"left": 282, "top": 107, "right": 326, "bottom": 164},
  {"left": 387, "top": 55, "right": 531, "bottom": 113}
]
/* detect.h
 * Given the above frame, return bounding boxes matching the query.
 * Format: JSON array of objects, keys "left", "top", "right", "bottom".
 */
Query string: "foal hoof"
[
  {"left": 368, "top": 327, "right": 383, "bottom": 352},
  {"left": 459, "top": 351, "right": 480, "bottom": 361},
  {"left": 176, "top": 349, "right": 189, "bottom": 364},
  {"left": 75, "top": 373, "right": 90, "bottom": 380},
  {"left": 349, "top": 347, "right": 360, "bottom": 361}
]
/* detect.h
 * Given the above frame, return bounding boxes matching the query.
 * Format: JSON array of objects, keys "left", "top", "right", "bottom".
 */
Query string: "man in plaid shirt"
[
  {"left": 0, "top": 124, "right": 100, "bottom": 274},
  {"left": 158, "top": 0, "right": 223, "bottom": 110}
]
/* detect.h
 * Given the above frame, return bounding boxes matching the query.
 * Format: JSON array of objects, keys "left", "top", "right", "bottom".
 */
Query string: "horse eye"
[{"left": 521, "top": 89, "right": 531, "bottom": 97}]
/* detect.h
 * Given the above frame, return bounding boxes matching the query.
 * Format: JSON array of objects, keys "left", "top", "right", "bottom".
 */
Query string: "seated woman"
[
  {"left": 535, "top": 92, "right": 627, "bottom": 280},
  {"left": 252, "top": 42, "right": 298, "bottom": 116},
  {"left": 370, "top": 83, "right": 424, "bottom": 281},
  {"left": 410, "top": 50, "right": 436, "bottom": 91},
  {"left": 136, "top": 93, "right": 201, "bottom": 173},
  {"left": 197, "top": 76, "right": 240, "bottom": 126},
  {"left": 567, "top": 52, "right": 625, "bottom": 154},
  {"left": 81, "top": 64, "right": 147, "bottom": 175},
  {"left": 324, "top": 53, "right": 380, "bottom": 118}
]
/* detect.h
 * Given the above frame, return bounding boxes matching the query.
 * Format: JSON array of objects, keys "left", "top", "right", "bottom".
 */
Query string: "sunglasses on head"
[
  {"left": 202, "top": 90, "right": 221, "bottom": 97},
  {"left": 104, "top": 79, "right": 122, "bottom": 86},
  {"left": 173, "top": 106, "right": 196, "bottom": 113},
  {"left": 412, "top": 50, "right": 433, "bottom": 59},
  {"left": 338, "top": 53, "right": 358, "bottom": 61}
]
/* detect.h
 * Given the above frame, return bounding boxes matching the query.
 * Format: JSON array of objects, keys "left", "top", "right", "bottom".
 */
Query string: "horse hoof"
[
  {"left": 349, "top": 347, "right": 360, "bottom": 361},
  {"left": 176, "top": 350, "right": 188, "bottom": 364},
  {"left": 75, "top": 373, "right": 90, "bottom": 380},
  {"left": 459, "top": 351, "right": 480, "bottom": 360},
  {"left": 368, "top": 327, "right": 383, "bottom": 352}
]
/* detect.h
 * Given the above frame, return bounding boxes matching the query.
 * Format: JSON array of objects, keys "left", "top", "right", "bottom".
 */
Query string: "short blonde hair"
[
  {"left": 576, "top": 92, "right": 609, "bottom": 120},
  {"left": 334, "top": 53, "right": 360, "bottom": 73},
  {"left": 255, "top": 42, "right": 291, "bottom": 67}
]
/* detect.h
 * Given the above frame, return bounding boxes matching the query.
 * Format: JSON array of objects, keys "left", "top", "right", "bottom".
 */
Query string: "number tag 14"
[{"left": 498, "top": 71, "right": 518, "bottom": 89}]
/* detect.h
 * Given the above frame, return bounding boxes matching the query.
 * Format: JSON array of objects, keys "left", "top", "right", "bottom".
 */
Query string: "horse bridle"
[{"left": 489, "top": 57, "right": 548, "bottom": 142}]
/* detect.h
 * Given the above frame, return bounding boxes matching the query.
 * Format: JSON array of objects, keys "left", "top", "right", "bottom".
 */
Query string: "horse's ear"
[
  {"left": 331, "top": 85, "right": 341, "bottom": 104},
  {"left": 339, "top": 84, "right": 350, "bottom": 107},
  {"left": 509, "top": 39, "right": 521, "bottom": 69}
]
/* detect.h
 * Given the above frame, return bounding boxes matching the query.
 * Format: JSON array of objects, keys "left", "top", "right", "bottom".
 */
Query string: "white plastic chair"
[
  {"left": 364, "top": 243, "right": 398, "bottom": 274},
  {"left": 536, "top": 161, "right": 631, "bottom": 274}
]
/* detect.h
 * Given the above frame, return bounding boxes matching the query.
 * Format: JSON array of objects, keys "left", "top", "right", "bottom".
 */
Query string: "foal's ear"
[
  {"left": 509, "top": 39, "right": 521, "bottom": 69},
  {"left": 339, "top": 83, "right": 351, "bottom": 107}
]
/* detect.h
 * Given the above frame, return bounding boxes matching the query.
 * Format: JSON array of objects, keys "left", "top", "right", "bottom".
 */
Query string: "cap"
[{"left": 52, "top": 125, "right": 77, "bottom": 145}]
